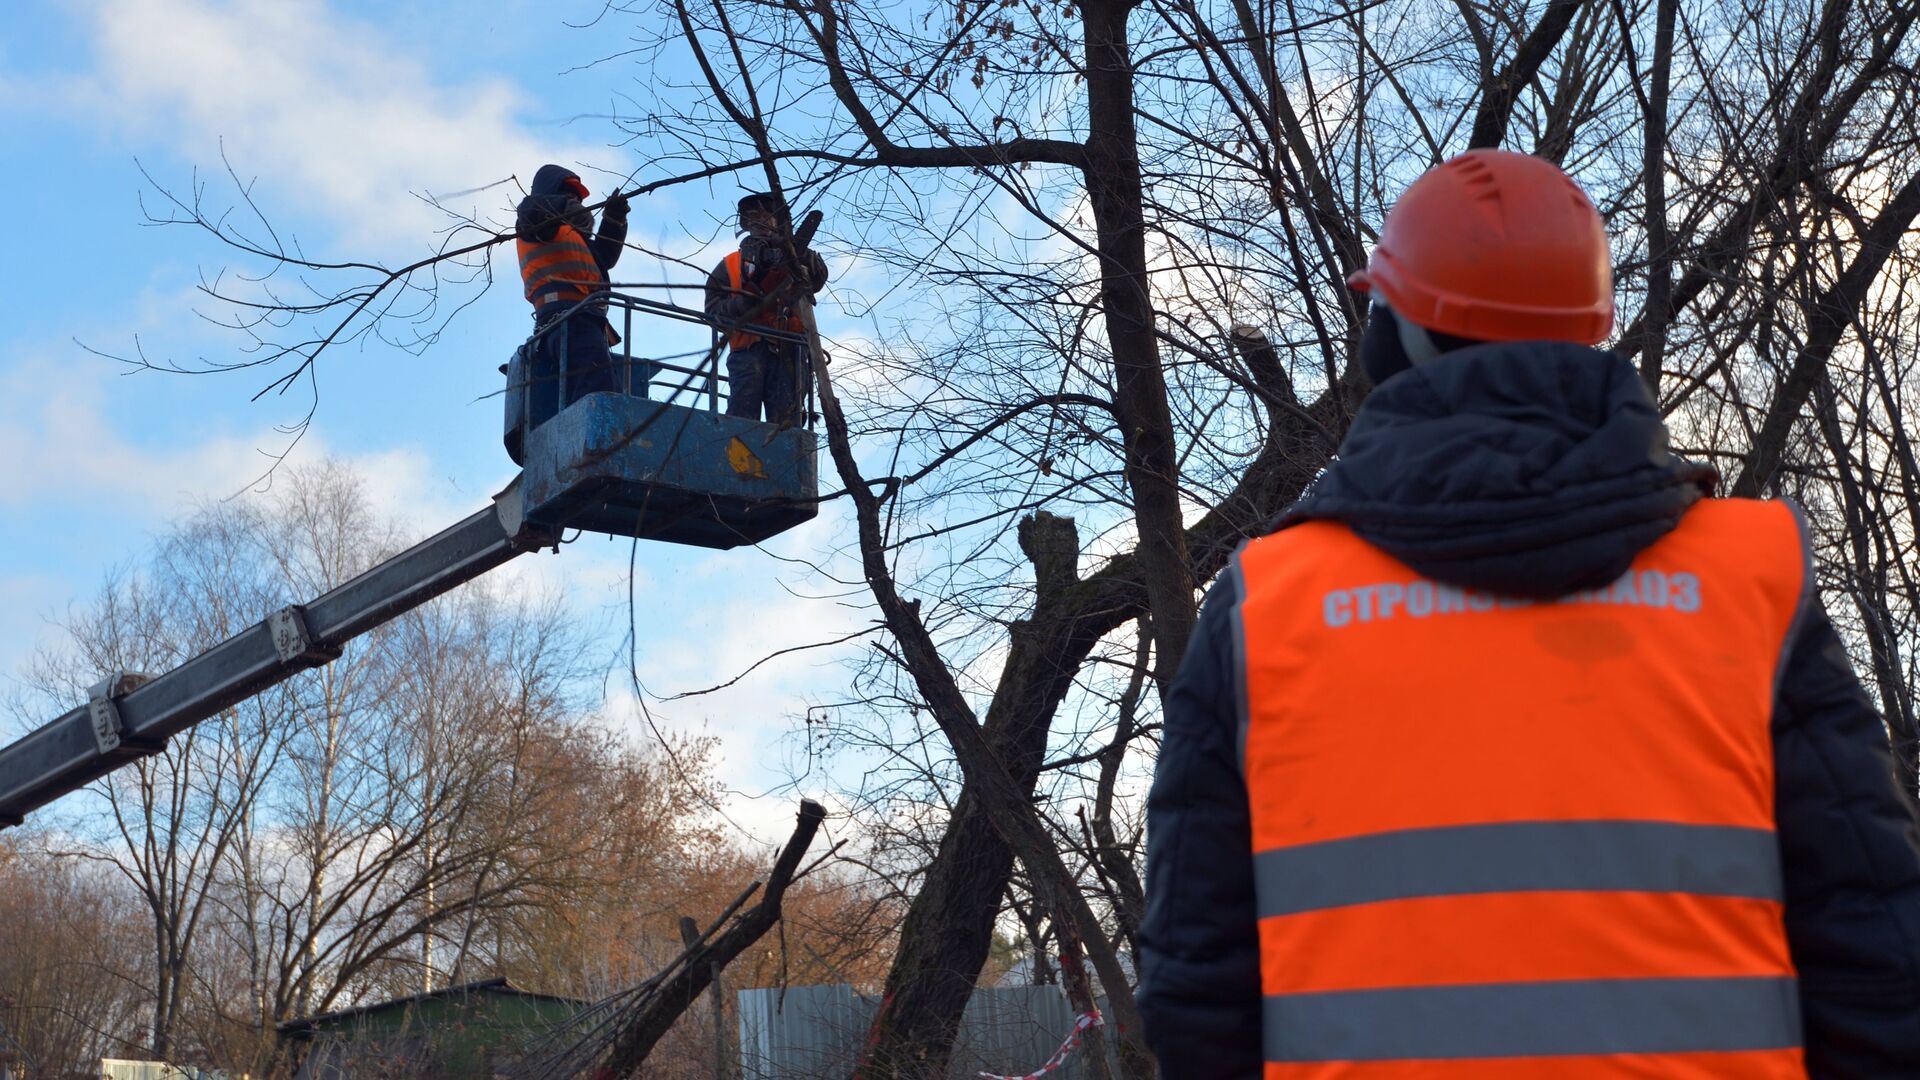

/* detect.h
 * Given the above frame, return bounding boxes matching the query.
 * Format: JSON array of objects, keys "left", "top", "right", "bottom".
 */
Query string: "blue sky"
[{"left": 0, "top": 0, "right": 867, "bottom": 846}]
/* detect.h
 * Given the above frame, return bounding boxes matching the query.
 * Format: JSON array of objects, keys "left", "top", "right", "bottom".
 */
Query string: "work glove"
[
  {"left": 756, "top": 264, "right": 792, "bottom": 296},
  {"left": 602, "top": 191, "right": 631, "bottom": 218},
  {"left": 753, "top": 250, "right": 812, "bottom": 297},
  {"left": 790, "top": 248, "right": 818, "bottom": 291}
]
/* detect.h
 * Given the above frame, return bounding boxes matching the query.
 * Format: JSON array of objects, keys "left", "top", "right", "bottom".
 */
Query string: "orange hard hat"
[{"left": 1348, "top": 149, "right": 1614, "bottom": 344}]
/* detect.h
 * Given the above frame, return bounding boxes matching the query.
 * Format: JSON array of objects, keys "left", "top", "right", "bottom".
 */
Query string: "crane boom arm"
[{"left": 0, "top": 478, "right": 553, "bottom": 826}]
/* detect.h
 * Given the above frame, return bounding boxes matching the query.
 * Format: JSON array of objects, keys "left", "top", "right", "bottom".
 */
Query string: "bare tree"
[
  {"left": 30, "top": 505, "right": 291, "bottom": 1063},
  {"left": 23, "top": 463, "right": 651, "bottom": 1075},
  {"left": 0, "top": 839, "right": 149, "bottom": 1077}
]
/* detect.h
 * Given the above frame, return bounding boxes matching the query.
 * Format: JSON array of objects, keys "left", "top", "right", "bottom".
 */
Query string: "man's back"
[
  {"left": 1236, "top": 498, "right": 1803, "bottom": 1073},
  {"left": 1140, "top": 339, "right": 1920, "bottom": 1078}
]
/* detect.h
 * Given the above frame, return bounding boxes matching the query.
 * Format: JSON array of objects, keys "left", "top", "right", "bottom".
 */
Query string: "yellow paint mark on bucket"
[{"left": 727, "top": 436, "right": 769, "bottom": 479}]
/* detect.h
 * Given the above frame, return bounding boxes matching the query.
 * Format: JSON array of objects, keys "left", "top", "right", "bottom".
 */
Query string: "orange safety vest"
[
  {"left": 1232, "top": 498, "right": 1809, "bottom": 1079},
  {"left": 518, "top": 222, "right": 607, "bottom": 319},
  {"left": 723, "top": 250, "right": 806, "bottom": 351}
]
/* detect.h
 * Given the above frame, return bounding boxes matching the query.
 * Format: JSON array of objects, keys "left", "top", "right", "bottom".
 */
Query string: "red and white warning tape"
[{"left": 978, "top": 1010, "right": 1106, "bottom": 1080}]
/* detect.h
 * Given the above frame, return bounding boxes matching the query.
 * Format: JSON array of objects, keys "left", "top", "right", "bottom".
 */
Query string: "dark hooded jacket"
[
  {"left": 515, "top": 164, "right": 627, "bottom": 318},
  {"left": 1138, "top": 342, "right": 1920, "bottom": 1079}
]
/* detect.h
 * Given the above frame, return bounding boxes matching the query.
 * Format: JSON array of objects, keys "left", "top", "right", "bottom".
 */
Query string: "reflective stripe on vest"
[
  {"left": 1232, "top": 498, "right": 1810, "bottom": 1079},
  {"left": 723, "top": 250, "right": 806, "bottom": 351},
  {"left": 518, "top": 223, "right": 605, "bottom": 317}
]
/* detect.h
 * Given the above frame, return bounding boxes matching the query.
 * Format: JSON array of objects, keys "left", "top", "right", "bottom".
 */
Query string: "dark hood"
[
  {"left": 517, "top": 164, "right": 594, "bottom": 244},
  {"left": 529, "top": 164, "right": 581, "bottom": 198},
  {"left": 1282, "top": 341, "right": 1715, "bottom": 598}
]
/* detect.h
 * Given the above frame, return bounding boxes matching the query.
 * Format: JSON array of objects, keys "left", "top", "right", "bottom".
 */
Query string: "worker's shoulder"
[
  {"left": 1685, "top": 494, "right": 1799, "bottom": 526},
  {"left": 1659, "top": 498, "right": 1808, "bottom": 620},
  {"left": 1235, "top": 518, "right": 1360, "bottom": 564},
  {"left": 1672, "top": 496, "right": 1805, "bottom": 564}
]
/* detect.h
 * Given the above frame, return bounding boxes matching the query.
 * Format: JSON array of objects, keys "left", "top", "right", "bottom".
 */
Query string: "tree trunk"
[
  {"left": 150, "top": 936, "right": 171, "bottom": 1061},
  {"left": 598, "top": 802, "right": 825, "bottom": 1077},
  {"left": 858, "top": 514, "right": 1097, "bottom": 1078},
  {"left": 1080, "top": 0, "right": 1197, "bottom": 686},
  {"left": 1633, "top": 0, "right": 1677, "bottom": 395},
  {"left": 854, "top": 359, "right": 1362, "bottom": 1079}
]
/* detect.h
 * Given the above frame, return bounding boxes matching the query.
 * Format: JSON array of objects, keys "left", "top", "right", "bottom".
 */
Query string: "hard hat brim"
[{"left": 1365, "top": 252, "right": 1614, "bottom": 345}]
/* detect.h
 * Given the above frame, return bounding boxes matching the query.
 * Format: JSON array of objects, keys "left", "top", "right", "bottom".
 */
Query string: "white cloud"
[
  {"left": 0, "top": 354, "right": 262, "bottom": 513},
  {"left": 0, "top": 349, "right": 436, "bottom": 521},
  {"left": 0, "top": 343, "right": 478, "bottom": 728},
  {"left": 71, "top": 0, "right": 602, "bottom": 247}
]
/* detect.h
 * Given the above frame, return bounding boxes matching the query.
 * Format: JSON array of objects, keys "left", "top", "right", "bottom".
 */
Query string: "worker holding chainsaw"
[
  {"left": 705, "top": 192, "right": 829, "bottom": 428},
  {"left": 1139, "top": 149, "right": 1920, "bottom": 1078}
]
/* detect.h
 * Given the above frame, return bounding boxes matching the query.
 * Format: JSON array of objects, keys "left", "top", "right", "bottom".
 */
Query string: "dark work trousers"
[
  {"left": 527, "top": 313, "right": 620, "bottom": 431},
  {"left": 725, "top": 340, "right": 803, "bottom": 426}
]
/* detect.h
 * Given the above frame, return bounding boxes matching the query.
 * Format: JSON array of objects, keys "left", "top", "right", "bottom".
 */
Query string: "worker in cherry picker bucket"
[
  {"left": 704, "top": 191, "right": 829, "bottom": 428},
  {"left": 1139, "top": 149, "right": 1920, "bottom": 1078},
  {"left": 514, "top": 164, "right": 629, "bottom": 442}
]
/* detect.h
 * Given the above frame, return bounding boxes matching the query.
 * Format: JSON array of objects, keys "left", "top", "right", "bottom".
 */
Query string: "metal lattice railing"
[{"left": 600, "top": 291, "right": 816, "bottom": 423}]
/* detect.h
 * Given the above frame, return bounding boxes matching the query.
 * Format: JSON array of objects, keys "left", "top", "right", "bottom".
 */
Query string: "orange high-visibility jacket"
[
  {"left": 722, "top": 251, "right": 806, "bottom": 351},
  {"left": 1231, "top": 497, "right": 1809, "bottom": 1078},
  {"left": 518, "top": 222, "right": 607, "bottom": 319}
]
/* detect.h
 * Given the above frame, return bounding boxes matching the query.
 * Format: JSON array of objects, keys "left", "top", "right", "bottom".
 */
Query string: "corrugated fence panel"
[
  {"left": 98, "top": 1063, "right": 224, "bottom": 1080},
  {"left": 738, "top": 985, "right": 1116, "bottom": 1079},
  {"left": 738, "top": 984, "right": 872, "bottom": 1079}
]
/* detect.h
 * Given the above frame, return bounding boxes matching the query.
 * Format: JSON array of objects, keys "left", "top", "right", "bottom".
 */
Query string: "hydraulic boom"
[{"left": 0, "top": 478, "right": 554, "bottom": 827}]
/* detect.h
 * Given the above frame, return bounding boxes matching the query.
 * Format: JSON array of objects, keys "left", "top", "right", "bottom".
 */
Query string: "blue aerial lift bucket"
[
  {"left": 503, "top": 292, "right": 820, "bottom": 549},
  {"left": 520, "top": 392, "right": 817, "bottom": 548}
]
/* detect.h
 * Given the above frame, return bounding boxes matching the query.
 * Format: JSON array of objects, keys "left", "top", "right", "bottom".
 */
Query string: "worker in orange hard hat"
[
  {"left": 1139, "top": 149, "right": 1920, "bottom": 1079},
  {"left": 1347, "top": 146, "right": 1615, "bottom": 358}
]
